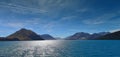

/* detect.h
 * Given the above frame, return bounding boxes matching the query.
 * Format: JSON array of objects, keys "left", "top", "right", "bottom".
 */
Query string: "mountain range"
[
  {"left": 0, "top": 28, "right": 55, "bottom": 41},
  {"left": 0, "top": 28, "right": 120, "bottom": 41},
  {"left": 65, "top": 32, "right": 110, "bottom": 40},
  {"left": 96, "top": 31, "right": 120, "bottom": 40}
]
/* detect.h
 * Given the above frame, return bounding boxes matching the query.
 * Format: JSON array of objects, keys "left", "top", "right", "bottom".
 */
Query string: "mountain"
[
  {"left": 66, "top": 32, "right": 90, "bottom": 40},
  {"left": 55, "top": 37, "right": 62, "bottom": 40},
  {"left": 40, "top": 34, "right": 56, "bottom": 40},
  {"left": 89, "top": 32, "right": 110, "bottom": 40},
  {"left": 97, "top": 31, "right": 120, "bottom": 40},
  {"left": 66, "top": 32, "right": 110, "bottom": 40},
  {"left": 7, "top": 28, "right": 44, "bottom": 41}
]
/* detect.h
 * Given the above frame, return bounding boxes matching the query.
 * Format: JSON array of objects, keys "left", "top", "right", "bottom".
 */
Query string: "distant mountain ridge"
[
  {"left": 40, "top": 34, "right": 56, "bottom": 40},
  {"left": 66, "top": 32, "right": 90, "bottom": 40},
  {"left": 0, "top": 28, "right": 120, "bottom": 41},
  {"left": 97, "top": 31, "right": 120, "bottom": 40},
  {"left": 0, "top": 28, "right": 57, "bottom": 41},
  {"left": 65, "top": 32, "right": 110, "bottom": 40},
  {"left": 88, "top": 32, "right": 110, "bottom": 40}
]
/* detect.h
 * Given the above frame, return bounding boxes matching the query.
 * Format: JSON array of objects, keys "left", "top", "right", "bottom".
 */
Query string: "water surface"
[{"left": 0, "top": 40, "right": 120, "bottom": 57}]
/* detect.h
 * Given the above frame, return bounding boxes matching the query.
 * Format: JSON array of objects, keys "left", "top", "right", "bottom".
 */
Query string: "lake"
[{"left": 0, "top": 40, "right": 120, "bottom": 57}]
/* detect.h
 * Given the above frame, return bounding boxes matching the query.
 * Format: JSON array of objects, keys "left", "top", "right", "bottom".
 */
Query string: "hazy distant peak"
[
  {"left": 41, "top": 34, "right": 55, "bottom": 40},
  {"left": 66, "top": 32, "right": 110, "bottom": 40},
  {"left": 92, "top": 32, "right": 110, "bottom": 35},
  {"left": 75, "top": 32, "right": 90, "bottom": 36}
]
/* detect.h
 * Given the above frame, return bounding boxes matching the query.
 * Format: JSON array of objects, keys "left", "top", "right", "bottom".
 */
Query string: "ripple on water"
[{"left": 0, "top": 40, "right": 120, "bottom": 57}]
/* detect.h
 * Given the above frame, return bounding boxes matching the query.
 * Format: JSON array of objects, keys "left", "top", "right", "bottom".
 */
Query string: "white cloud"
[
  {"left": 0, "top": 0, "right": 71, "bottom": 15},
  {"left": 43, "top": 22, "right": 56, "bottom": 32},
  {"left": 0, "top": 0, "right": 86, "bottom": 16},
  {"left": 26, "top": 18, "right": 42, "bottom": 25},
  {"left": 61, "top": 16, "right": 77, "bottom": 21},
  {"left": 0, "top": 18, "right": 44, "bottom": 28},
  {"left": 0, "top": 20, "right": 26, "bottom": 28},
  {"left": 83, "top": 19, "right": 104, "bottom": 25},
  {"left": 0, "top": 2, "right": 48, "bottom": 14},
  {"left": 82, "top": 13, "right": 118, "bottom": 25},
  {"left": 110, "top": 29, "right": 120, "bottom": 33},
  {"left": 76, "top": 8, "right": 88, "bottom": 13},
  {"left": 6, "top": 22, "right": 25, "bottom": 28}
]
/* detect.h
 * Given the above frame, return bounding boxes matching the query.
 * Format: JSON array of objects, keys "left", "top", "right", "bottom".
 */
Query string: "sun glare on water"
[{"left": 20, "top": 40, "right": 63, "bottom": 57}]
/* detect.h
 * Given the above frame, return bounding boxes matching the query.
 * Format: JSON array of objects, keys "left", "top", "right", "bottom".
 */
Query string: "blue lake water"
[{"left": 0, "top": 40, "right": 120, "bottom": 57}]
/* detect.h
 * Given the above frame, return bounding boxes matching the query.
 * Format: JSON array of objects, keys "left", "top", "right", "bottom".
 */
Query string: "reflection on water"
[
  {"left": 0, "top": 40, "right": 66, "bottom": 57},
  {"left": 0, "top": 40, "right": 120, "bottom": 57}
]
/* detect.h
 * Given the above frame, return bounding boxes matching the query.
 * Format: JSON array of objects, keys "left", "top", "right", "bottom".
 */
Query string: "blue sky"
[{"left": 0, "top": 0, "right": 120, "bottom": 38}]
